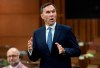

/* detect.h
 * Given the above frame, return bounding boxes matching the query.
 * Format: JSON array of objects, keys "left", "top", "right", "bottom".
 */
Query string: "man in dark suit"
[{"left": 28, "top": 2, "right": 81, "bottom": 68}]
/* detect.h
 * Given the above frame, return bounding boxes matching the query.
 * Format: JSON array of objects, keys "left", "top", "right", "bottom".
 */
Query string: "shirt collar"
[{"left": 45, "top": 22, "right": 56, "bottom": 30}]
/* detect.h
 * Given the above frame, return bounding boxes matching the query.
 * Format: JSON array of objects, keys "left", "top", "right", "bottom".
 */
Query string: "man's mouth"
[{"left": 50, "top": 18, "right": 54, "bottom": 21}]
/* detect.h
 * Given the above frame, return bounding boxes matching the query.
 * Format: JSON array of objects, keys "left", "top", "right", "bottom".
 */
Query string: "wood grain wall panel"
[
  {"left": 91, "top": 19, "right": 98, "bottom": 39},
  {"left": 53, "top": 0, "right": 61, "bottom": 23},
  {"left": 87, "top": 19, "right": 97, "bottom": 41},
  {"left": 97, "top": 21, "right": 100, "bottom": 36},
  {"left": 0, "top": 15, "right": 39, "bottom": 36},
  {"left": 86, "top": 20, "right": 92, "bottom": 41},
  {"left": 49, "top": 0, "right": 54, "bottom": 3},
  {"left": 78, "top": 20, "right": 86, "bottom": 41},
  {"left": 73, "top": 19, "right": 80, "bottom": 40},
  {"left": 86, "top": 19, "right": 98, "bottom": 41},
  {"left": 0, "top": 0, "right": 38, "bottom": 14},
  {"left": 0, "top": 36, "right": 30, "bottom": 50},
  {"left": 66, "top": 19, "right": 99, "bottom": 42},
  {"left": 53, "top": 0, "right": 65, "bottom": 25},
  {"left": 61, "top": 0, "right": 65, "bottom": 24},
  {"left": 0, "top": 0, "right": 39, "bottom": 50},
  {"left": 66, "top": 20, "right": 74, "bottom": 27}
]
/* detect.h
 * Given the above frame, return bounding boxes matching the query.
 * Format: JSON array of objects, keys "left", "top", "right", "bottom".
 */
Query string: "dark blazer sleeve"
[
  {"left": 28, "top": 32, "right": 40, "bottom": 62},
  {"left": 64, "top": 27, "right": 81, "bottom": 57}
]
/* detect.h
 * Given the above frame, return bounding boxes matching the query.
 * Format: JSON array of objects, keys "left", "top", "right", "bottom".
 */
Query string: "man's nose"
[
  {"left": 50, "top": 13, "right": 54, "bottom": 17},
  {"left": 10, "top": 57, "right": 13, "bottom": 60}
]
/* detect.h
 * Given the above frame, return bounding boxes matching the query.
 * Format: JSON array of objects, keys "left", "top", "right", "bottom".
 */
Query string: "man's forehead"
[
  {"left": 7, "top": 48, "right": 19, "bottom": 55},
  {"left": 7, "top": 51, "right": 18, "bottom": 56}
]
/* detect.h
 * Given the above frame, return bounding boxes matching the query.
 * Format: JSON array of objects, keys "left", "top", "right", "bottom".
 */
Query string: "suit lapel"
[{"left": 53, "top": 24, "right": 61, "bottom": 44}]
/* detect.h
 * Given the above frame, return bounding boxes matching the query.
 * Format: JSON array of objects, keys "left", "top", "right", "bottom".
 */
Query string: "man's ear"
[{"left": 41, "top": 14, "right": 44, "bottom": 19}]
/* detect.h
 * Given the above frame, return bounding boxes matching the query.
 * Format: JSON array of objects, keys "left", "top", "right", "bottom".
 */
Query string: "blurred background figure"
[{"left": 2, "top": 47, "right": 28, "bottom": 68}]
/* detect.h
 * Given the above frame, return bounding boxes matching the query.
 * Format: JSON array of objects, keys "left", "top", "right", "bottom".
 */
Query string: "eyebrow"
[{"left": 7, "top": 54, "right": 19, "bottom": 56}]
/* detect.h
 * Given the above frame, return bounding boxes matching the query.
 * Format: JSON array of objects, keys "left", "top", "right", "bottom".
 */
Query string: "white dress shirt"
[{"left": 45, "top": 22, "right": 56, "bottom": 43}]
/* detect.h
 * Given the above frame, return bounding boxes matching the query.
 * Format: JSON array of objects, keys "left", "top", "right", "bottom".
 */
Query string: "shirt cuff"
[{"left": 28, "top": 49, "right": 33, "bottom": 56}]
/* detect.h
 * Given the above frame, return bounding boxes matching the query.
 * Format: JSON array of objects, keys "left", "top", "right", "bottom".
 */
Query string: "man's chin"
[
  {"left": 49, "top": 21, "right": 55, "bottom": 25},
  {"left": 10, "top": 62, "right": 18, "bottom": 66},
  {"left": 10, "top": 62, "right": 15, "bottom": 64}
]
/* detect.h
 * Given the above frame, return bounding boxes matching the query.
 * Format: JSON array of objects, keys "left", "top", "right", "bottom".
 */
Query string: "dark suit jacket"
[{"left": 28, "top": 23, "right": 81, "bottom": 68}]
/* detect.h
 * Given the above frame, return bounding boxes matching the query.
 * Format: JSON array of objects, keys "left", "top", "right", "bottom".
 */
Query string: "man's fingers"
[
  {"left": 55, "top": 42, "right": 60, "bottom": 47},
  {"left": 28, "top": 37, "right": 33, "bottom": 50},
  {"left": 55, "top": 42, "right": 61, "bottom": 48},
  {"left": 55, "top": 42, "right": 63, "bottom": 54},
  {"left": 30, "top": 37, "right": 33, "bottom": 41},
  {"left": 55, "top": 42, "right": 60, "bottom": 45}
]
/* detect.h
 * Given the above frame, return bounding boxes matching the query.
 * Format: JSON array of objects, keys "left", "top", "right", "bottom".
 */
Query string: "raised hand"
[
  {"left": 28, "top": 37, "right": 33, "bottom": 51},
  {"left": 55, "top": 42, "right": 65, "bottom": 54}
]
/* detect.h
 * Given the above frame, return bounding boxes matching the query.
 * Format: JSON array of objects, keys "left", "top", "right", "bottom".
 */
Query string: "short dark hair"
[{"left": 40, "top": 2, "right": 56, "bottom": 13}]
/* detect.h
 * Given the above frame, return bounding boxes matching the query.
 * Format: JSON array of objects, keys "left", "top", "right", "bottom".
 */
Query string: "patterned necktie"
[{"left": 47, "top": 27, "right": 52, "bottom": 52}]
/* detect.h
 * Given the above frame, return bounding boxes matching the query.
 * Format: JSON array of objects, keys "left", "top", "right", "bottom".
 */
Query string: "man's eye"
[
  {"left": 52, "top": 10, "right": 55, "bottom": 13},
  {"left": 7, "top": 55, "right": 18, "bottom": 57},
  {"left": 46, "top": 11, "right": 50, "bottom": 13}
]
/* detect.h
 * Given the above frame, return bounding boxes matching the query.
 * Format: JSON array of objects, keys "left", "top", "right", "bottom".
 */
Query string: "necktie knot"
[{"left": 48, "top": 27, "right": 52, "bottom": 31}]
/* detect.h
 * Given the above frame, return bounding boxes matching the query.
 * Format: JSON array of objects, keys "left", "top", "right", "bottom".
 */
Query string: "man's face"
[
  {"left": 41, "top": 5, "right": 57, "bottom": 26},
  {"left": 7, "top": 50, "right": 19, "bottom": 66}
]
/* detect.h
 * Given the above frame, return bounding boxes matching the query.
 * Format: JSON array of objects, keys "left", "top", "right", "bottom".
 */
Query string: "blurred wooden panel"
[
  {"left": 66, "top": 19, "right": 99, "bottom": 42},
  {"left": 0, "top": 0, "right": 39, "bottom": 14},
  {"left": 0, "top": 36, "right": 30, "bottom": 50},
  {"left": 86, "top": 20, "right": 92, "bottom": 41},
  {"left": 73, "top": 19, "right": 79, "bottom": 40},
  {"left": 78, "top": 19, "right": 86, "bottom": 41},
  {"left": 0, "top": 14, "right": 39, "bottom": 36},
  {"left": 66, "top": 19, "right": 74, "bottom": 27},
  {"left": 0, "top": 0, "right": 39, "bottom": 50},
  {"left": 97, "top": 21, "right": 100, "bottom": 36}
]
